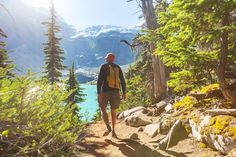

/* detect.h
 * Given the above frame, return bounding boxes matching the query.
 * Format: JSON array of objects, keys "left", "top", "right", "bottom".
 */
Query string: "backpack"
[{"left": 107, "top": 64, "right": 120, "bottom": 89}]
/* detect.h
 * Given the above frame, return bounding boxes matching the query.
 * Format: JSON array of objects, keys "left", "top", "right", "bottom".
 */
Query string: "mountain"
[
  {"left": 0, "top": 0, "right": 138, "bottom": 77},
  {"left": 0, "top": 0, "right": 76, "bottom": 73},
  {"left": 65, "top": 25, "right": 138, "bottom": 68}
]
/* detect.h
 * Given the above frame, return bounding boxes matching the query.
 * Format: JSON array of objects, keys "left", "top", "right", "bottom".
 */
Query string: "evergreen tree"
[
  {"left": 67, "top": 63, "right": 85, "bottom": 117},
  {"left": 152, "top": 0, "right": 236, "bottom": 105},
  {"left": 0, "top": 28, "right": 13, "bottom": 78},
  {"left": 42, "top": 0, "right": 65, "bottom": 84}
]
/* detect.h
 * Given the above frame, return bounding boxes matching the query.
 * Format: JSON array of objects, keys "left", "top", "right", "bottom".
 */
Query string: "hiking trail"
[{"left": 78, "top": 119, "right": 222, "bottom": 157}]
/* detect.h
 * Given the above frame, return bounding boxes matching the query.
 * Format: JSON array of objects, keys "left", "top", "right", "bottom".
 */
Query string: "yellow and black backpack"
[{"left": 107, "top": 64, "right": 120, "bottom": 89}]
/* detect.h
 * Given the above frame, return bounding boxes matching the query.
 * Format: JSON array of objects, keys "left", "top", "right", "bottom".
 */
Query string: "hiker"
[{"left": 97, "top": 52, "right": 126, "bottom": 137}]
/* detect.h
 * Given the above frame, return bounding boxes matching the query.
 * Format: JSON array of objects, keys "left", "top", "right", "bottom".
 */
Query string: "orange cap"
[{"left": 105, "top": 53, "right": 115, "bottom": 62}]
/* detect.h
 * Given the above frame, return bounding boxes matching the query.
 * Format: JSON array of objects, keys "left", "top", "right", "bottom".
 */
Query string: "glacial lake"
[{"left": 78, "top": 84, "right": 99, "bottom": 121}]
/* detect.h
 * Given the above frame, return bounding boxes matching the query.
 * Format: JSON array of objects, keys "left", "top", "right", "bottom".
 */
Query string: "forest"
[{"left": 0, "top": 0, "right": 236, "bottom": 156}]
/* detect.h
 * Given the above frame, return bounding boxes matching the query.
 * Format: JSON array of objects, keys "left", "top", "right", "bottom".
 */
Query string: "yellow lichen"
[
  {"left": 199, "top": 142, "right": 207, "bottom": 148},
  {"left": 228, "top": 127, "right": 236, "bottom": 141},
  {"left": 204, "top": 115, "right": 234, "bottom": 136},
  {"left": 200, "top": 83, "right": 219, "bottom": 93},
  {"left": 174, "top": 96, "right": 198, "bottom": 110}
]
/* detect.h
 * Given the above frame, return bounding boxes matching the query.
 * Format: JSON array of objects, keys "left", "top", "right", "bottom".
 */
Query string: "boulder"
[
  {"left": 125, "top": 114, "right": 152, "bottom": 127},
  {"left": 189, "top": 115, "right": 211, "bottom": 141},
  {"left": 118, "top": 106, "right": 146, "bottom": 119},
  {"left": 190, "top": 115, "right": 236, "bottom": 154},
  {"left": 159, "top": 120, "right": 188, "bottom": 150},
  {"left": 144, "top": 123, "right": 160, "bottom": 138},
  {"left": 203, "top": 134, "right": 236, "bottom": 154}
]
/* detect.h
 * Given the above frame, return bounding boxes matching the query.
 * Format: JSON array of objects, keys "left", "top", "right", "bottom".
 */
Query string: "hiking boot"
[
  {"left": 103, "top": 124, "right": 112, "bottom": 136},
  {"left": 111, "top": 131, "right": 118, "bottom": 138},
  {"left": 103, "top": 130, "right": 111, "bottom": 136}
]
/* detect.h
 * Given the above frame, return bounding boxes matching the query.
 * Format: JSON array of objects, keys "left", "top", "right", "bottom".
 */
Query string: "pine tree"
[
  {"left": 42, "top": 0, "right": 65, "bottom": 84},
  {"left": 67, "top": 63, "right": 85, "bottom": 116},
  {"left": 0, "top": 28, "right": 13, "bottom": 78}
]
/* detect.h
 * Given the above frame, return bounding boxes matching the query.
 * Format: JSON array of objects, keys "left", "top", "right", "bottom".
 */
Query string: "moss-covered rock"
[
  {"left": 189, "top": 115, "right": 236, "bottom": 154},
  {"left": 204, "top": 116, "right": 235, "bottom": 137}
]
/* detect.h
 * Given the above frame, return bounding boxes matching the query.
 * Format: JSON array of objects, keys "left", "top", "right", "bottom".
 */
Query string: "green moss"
[
  {"left": 174, "top": 96, "right": 198, "bottom": 110},
  {"left": 200, "top": 83, "right": 219, "bottom": 93}
]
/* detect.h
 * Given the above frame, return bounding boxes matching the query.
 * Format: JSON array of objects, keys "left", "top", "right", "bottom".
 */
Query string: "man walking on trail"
[{"left": 97, "top": 52, "right": 126, "bottom": 138}]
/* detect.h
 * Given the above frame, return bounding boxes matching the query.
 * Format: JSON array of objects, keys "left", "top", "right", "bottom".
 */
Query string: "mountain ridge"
[{"left": 0, "top": 0, "right": 137, "bottom": 76}]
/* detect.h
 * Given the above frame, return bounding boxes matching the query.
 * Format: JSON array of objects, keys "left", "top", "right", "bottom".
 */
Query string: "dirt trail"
[{"left": 78, "top": 119, "right": 223, "bottom": 157}]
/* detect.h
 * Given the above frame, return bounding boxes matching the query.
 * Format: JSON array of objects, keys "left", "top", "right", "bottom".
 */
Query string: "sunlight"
[{"left": 22, "top": 0, "right": 51, "bottom": 8}]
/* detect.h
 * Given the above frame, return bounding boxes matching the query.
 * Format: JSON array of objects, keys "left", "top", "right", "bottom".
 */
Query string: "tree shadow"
[
  {"left": 78, "top": 140, "right": 109, "bottom": 157},
  {"left": 163, "top": 150, "right": 192, "bottom": 157},
  {"left": 105, "top": 138, "right": 168, "bottom": 157}
]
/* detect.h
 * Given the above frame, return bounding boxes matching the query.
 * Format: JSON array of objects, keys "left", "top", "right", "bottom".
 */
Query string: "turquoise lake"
[{"left": 78, "top": 84, "right": 99, "bottom": 121}]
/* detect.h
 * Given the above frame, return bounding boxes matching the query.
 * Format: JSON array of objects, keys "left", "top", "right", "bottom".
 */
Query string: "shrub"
[{"left": 0, "top": 74, "right": 82, "bottom": 156}]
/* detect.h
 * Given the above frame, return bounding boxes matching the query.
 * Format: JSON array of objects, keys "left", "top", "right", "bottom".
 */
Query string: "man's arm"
[
  {"left": 97, "top": 65, "right": 105, "bottom": 94},
  {"left": 119, "top": 66, "right": 126, "bottom": 95}
]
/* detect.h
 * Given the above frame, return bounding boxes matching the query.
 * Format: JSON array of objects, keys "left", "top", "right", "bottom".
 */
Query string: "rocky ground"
[
  {"left": 77, "top": 84, "right": 236, "bottom": 157},
  {"left": 77, "top": 120, "right": 222, "bottom": 157}
]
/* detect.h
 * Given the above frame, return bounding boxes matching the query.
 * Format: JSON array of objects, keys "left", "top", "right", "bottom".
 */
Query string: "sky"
[{"left": 21, "top": 0, "right": 141, "bottom": 28}]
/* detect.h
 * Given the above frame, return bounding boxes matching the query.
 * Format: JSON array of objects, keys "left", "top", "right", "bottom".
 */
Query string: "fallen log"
[{"left": 206, "top": 109, "right": 236, "bottom": 116}]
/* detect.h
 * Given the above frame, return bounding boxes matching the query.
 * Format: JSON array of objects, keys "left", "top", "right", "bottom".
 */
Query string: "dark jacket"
[{"left": 97, "top": 62, "right": 126, "bottom": 95}]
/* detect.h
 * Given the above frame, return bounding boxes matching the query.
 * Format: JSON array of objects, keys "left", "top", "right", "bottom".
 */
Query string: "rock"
[
  {"left": 154, "top": 101, "right": 167, "bottom": 116},
  {"left": 144, "top": 123, "right": 160, "bottom": 138},
  {"left": 129, "top": 133, "right": 139, "bottom": 140},
  {"left": 155, "top": 101, "right": 167, "bottom": 109},
  {"left": 204, "top": 134, "right": 236, "bottom": 154},
  {"left": 189, "top": 115, "right": 211, "bottom": 141},
  {"left": 159, "top": 118, "right": 175, "bottom": 135},
  {"left": 76, "top": 145, "right": 87, "bottom": 151},
  {"left": 164, "top": 103, "right": 173, "bottom": 113},
  {"left": 227, "top": 148, "right": 236, "bottom": 157},
  {"left": 125, "top": 114, "right": 152, "bottom": 127},
  {"left": 136, "top": 127, "right": 143, "bottom": 132},
  {"left": 118, "top": 106, "right": 146, "bottom": 119},
  {"left": 190, "top": 115, "right": 236, "bottom": 154},
  {"left": 158, "top": 120, "right": 188, "bottom": 150}
]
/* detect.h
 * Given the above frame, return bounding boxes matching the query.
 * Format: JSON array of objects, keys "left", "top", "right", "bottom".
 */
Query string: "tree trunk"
[
  {"left": 141, "top": 0, "right": 166, "bottom": 101},
  {"left": 217, "top": 12, "right": 236, "bottom": 107}
]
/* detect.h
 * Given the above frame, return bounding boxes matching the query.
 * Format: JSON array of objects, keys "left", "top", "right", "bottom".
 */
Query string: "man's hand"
[{"left": 122, "top": 94, "right": 126, "bottom": 100}]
